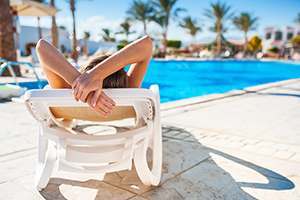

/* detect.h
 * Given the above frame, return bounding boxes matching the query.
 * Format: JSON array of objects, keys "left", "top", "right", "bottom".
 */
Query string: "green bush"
[
  {"left": 117, "top": 40, "right": 128, "bottom": 50},
  {"left": 167, "top": 40, "right": 182, "bottom": 48},
  {"left": 268, "top": 46, "right": 280, "bottom": 53}
]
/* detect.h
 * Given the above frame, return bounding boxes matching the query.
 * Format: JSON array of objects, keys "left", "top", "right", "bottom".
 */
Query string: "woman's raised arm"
[
  {"left": 73, "top": 35, "right": 153, "bottom": 105},
  {"left": 36, "top": 39, "right": 115, "bottom": 116},
  {"left": 36, "top": 39, "right": 81, "bottom": 86}
]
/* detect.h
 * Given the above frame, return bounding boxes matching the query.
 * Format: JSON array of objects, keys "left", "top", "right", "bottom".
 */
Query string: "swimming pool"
[
  {"left": 5, "top": 60, "right": 300, "bottom": 102},
  {"left": 143, "top": 60, "right": 300, "bottom": 102}
]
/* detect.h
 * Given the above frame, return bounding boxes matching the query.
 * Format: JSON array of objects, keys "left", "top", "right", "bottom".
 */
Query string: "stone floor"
[{"left": 1, "top": 79, "right": 300, "bottom": 199}]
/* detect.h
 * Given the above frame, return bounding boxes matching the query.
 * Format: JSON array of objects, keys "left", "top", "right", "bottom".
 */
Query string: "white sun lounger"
[{"left": 24, "top": 85, "right": 162, "bottom": 191}]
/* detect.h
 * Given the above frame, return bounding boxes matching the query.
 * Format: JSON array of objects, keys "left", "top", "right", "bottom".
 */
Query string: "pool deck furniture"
[
  {"left": 0, "top": 84, "right": 25, "bottom": 99},
  {"left": 1, "top": 78, "right": 300, "bottom": 199},
  {"left": 23, "top": 85, "right": 162, "bottom": 191}
]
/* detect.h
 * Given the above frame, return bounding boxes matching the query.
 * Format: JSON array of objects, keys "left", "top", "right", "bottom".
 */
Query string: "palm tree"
[
  {"left": 0, "top": 0, "right": 19, "bottom": 76},
  {"left": 50, "top": 0, "right": 59, "bottom": 47},
  {"left": 179, "top": 16, "right": 201, "bottom": 40},
  {"left": 127, "top": 0, "right": 154, "bottom": 35},
  {"left": 204, "top": 1, "right": 233, "bottom": 55},
  {"left": 83, "top": 31, "right": 90, "bottom": 56},
  {"left": 295, "top": 13, "right": 300, "bottom": 25},
  {"left": 151, "top": 0, "right": 185, "bottom": 54},
  {"left": 65, "top": 0, "right": 78, "bottom": 61},
  {"left": 101, "top": 28, "right": 116, "bottom": 42},
  {"left": 116, "top": 20, "right": 136, "bottom": 42},
  {"left": 233, "top": 12, "right": 258, "bottom": 53},
  {"left": 32, "top": 0, "right": 46, "bottom": 39}
]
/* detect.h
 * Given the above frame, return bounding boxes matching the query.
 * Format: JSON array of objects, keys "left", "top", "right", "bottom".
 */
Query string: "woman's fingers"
[
  {"left": 80, "top": 90, "right": 89, "bottom": 103},
  {"left": 101, "top": 92, "right": 116, "bottom": 106},
  {"left": 91, "top": 105, "right": 107, "bottom": 116},
  {"left": 92, "top": 88, "right": 102, "bottom": 107},
  {"left": 71, "top": 77, "right": 79, "bottom": 89},
  {"left": 97, "top": 97, "right": 113, "bottom": 111}
]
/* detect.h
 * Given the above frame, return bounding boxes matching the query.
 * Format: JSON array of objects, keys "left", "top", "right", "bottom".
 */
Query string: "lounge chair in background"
[{"left": 24, "top": 85, "right": 162, "bottom": 191}]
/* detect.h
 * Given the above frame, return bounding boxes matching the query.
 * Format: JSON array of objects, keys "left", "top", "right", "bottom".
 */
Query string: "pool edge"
[{"left": 161, "top": 78, "right": 300, "bottom": 111}]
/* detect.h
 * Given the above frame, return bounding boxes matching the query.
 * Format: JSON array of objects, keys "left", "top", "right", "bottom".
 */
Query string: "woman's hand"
[
  {"left": 72, "top": 73, "right": 115, "bottom": 115},
  {"left": 86, "top": 91, "right": 115, "bottom": 116}
]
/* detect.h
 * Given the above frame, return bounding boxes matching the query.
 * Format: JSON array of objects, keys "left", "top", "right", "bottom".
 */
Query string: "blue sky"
[{"left": 19, "top": 0, "right": 300, "bottom": 43}]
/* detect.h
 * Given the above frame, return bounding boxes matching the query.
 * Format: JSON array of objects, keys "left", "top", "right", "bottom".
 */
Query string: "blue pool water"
[
  {"left": 15, "top": 80, "right": 48, "bottom": 90},
  {"left": 142, "top": 60, "right": 300, "bottom": 102},
  {"left": 5, "top": 60, "right": 300, "bottom": 103}
]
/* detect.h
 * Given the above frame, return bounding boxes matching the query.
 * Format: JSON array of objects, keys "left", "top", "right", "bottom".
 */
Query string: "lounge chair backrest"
[{"left": 25, "top": 88, "right": 155, "bottom": 125}]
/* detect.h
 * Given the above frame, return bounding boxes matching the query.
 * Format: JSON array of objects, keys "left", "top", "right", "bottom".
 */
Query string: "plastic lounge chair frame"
[{"left": 24, "top": 85, "right": 162, "bottom": 191}]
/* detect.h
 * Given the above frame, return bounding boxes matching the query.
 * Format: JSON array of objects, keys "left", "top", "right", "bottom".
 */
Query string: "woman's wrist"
[
  {"left": 88, "top": 68, "right": 105, "bottom": 82},
  {"left": 69, "top": 70, "right": 81, "bottom": 86}
]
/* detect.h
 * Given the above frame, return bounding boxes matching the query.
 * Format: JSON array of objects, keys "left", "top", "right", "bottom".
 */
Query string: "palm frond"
[
  {"left": 179, "top": 16, "right": 201, "bottom": 37},
  {"left": 233, "top": 12, "right": 258, "bottom": 33}
]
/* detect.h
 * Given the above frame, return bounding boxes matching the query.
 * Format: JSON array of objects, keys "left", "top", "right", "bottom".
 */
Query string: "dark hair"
[{"left": 80, "top": 55, "right": 128, "bottom": 88}]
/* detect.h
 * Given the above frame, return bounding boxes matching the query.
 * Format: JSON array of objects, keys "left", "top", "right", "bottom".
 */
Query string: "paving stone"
[
  {"left": 290, "top": 153, "right": 300, "bottom": 163},
  {"left": 104, "top": 139, "right": 210, "bottom": 194},
  {"left": 0, "top": 155, "right": 35, "bottom": 182},
  {"left": 242, "top": 138, "right": 260, "bottom": 145},
  {"left": 274, "top": 144, "right": 290, "bottom": 151},
  {"left": 289, "top": 146, "right": 300, "bottom": 153},
  {"left": 40, "top": 179, "right": 135, "bottom": 200},
  {"left": 0, "top": 181, "right": 43, "bottom": 200},
  {"left": 273, "top": 150, "right": 296, "bottom": 160},
  {"left": 142, "top": 158, "right": 253, "bottom": 200},
  {"left": 128, "top": 196, "right": 148, "bottom": 200}
]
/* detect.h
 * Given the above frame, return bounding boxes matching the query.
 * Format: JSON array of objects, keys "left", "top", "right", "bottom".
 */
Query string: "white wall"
[{"left": 263, "top": 25, "right": 300, "bottom": 52}]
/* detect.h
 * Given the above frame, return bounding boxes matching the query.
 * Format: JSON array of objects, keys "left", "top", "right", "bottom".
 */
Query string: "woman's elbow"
[
  {"left": 140, "top": 35, "right": 153, "bottom": 57},
  {"left": 36, "top": 39, "right": 48, "bottom": 55}
]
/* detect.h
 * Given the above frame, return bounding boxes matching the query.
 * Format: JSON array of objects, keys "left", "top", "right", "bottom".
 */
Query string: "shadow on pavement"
[{"left": 39, "top": 125, "right": 294, "bottom": 200}]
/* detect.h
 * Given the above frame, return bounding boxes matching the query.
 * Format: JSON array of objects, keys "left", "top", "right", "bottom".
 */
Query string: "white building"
[
  {"left": 18, "top": 25, "right": 116, "bottom": 56},
  {"left": 263, "top": 26, "right": 300, "bottom": 52}
]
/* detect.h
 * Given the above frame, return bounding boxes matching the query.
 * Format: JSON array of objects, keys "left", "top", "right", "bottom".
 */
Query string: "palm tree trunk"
[
  {"left": 37, "top": 16, "right": 42, "bottom": 39},
  {"left": 50, "top": 0, "right": 58, "bottom": 48},
  {"left": 243, "top": 31, "right": 248, "bottom": 54},
  {"left": 216, "top": 33, "right": 221, "bottom": 55},
  {"left": 126, "top": 33, "right": 129, "bottom": 42},
  {"left": 216, "top": 21, "right": 221, "bottom": 56},
  {"left": 0, "top": 0, "right": 20, "bottom": 76},
  {"left": 143, "top": 21, "right": 147, "bottom": 35},
  {"left": 216, "top": 19, "right": 222, "bottom": 56},
  {"left": 161, "top": 25, "right": 169, "bottom": 57},
  {"left": 70, "top": 0, "right": 78, "bottom": 61}
]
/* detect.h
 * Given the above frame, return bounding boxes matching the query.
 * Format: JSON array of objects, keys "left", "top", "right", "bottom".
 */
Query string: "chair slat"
[
  {"left": 59, "top": 158, "right": 131, "bottom": 174},
  {"left": 65, "top": 145, "right": 132, "bottom": 164}
]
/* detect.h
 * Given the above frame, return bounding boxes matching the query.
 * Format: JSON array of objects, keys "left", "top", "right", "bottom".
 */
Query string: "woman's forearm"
[
  {"left": 89, "top": 35, "right": 152, "bottom": 80},
  {"left": 36, "top": 39, "right": 80, "bottom": 84}
]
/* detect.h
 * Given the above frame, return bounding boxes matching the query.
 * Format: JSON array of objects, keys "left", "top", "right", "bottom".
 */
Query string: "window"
[
  {"left": 275, "top": 31, "right": 283, "bottom": 41},
  {"left": 265, "top": 32, "right": 272, "bottom": 40},
  {"left": 287, "top": 32, "right": 293, "bottom": 40}
]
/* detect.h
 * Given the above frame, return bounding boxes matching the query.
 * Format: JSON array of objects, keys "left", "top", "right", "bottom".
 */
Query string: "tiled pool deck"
[{"left": 1, "top": 79, "right": 300, "bottom": 199}]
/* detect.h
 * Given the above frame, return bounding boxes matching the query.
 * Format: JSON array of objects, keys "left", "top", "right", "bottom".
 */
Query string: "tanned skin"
[{"left": 36, "top": 36, "right": 153, "bottom": 116}]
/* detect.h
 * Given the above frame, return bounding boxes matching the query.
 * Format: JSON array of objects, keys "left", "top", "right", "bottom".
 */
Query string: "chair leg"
[
  {"left": 37, "top": 126, "right": 48, "bottom": 164},
  {"left": 35, "top": 127, "right": 57, "bottom": 191},
  {"left": 134, "top": 122, "right": 162, "bottom": 186}
]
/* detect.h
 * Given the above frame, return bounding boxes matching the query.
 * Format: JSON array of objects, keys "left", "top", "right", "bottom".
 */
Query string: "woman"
[{"left": 36, "top": 36, "right": 153, "bottom": 116}]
